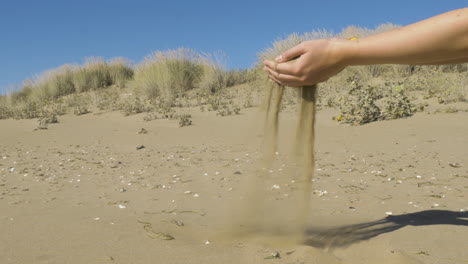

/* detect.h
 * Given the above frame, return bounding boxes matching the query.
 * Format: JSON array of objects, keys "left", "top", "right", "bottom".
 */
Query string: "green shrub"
[
  {"left": 338, "top": 78, "right": 383, "bottom": 125},
  {"left": 382, "top": 85, "right": 416, "bottom": 119}
]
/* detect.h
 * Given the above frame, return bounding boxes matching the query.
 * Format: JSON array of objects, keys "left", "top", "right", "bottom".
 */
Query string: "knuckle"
[
  {"left": 298, "top": 75, "right": 307, "bottom": 82},
  {"left": 292, "top": 66, "right": 301, "bottom": 76}
]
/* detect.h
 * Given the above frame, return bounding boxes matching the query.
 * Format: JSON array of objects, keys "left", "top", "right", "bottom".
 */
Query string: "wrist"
[{"left": 330, "top": 39, "right": 357, "bottom": 68}]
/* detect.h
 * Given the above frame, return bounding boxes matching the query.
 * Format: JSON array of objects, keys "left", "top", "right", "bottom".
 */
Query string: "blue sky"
[{"left": 1, "top": 0, "right": 466, "bottom": 95}]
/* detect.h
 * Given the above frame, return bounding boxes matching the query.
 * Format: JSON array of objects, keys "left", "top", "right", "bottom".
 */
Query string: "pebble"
[
  {"left": 118, "top": 205, "right": 126, "bottom": 209},
  {"left": 271, "top": 184, "right": 280, "bottom": 189},
  {"left": 314, "top": 190, "right": 328, "bottom": 196},
  {"left": 385, "top": 212, "right": 393, "bottom": 215}
]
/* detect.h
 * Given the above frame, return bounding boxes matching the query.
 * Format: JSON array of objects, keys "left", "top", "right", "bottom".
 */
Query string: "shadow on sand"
[{"left": 304, "top": 210, "right": 468, "bottom": 249}]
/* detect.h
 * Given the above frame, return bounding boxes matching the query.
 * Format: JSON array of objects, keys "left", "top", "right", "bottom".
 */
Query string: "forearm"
[{"left": 340, "top": 8, "right": 468, "bottom": 66}]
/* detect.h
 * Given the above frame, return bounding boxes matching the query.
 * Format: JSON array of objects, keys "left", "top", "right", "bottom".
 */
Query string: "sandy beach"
[{"left": 1, "top": 106, "right": 467, "bottom": 264}]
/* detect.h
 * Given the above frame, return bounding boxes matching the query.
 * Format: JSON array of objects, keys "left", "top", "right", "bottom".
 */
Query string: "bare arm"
[
  {"left": 264, "top": 8, "right": 468, "bottom": 87},
  {"left": 346, "top": 8, "right": 468, "bottom": 65}
]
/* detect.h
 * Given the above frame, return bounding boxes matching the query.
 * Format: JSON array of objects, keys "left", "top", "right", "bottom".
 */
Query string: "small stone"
[
  {"left": 385, "top": 212, "right": 393, "bottom": 215},
  {"left": 118, "top": 205, "right": 126, "bottom": 209},
  {"left": 119, "top": 188, "right": 126, "bottom": 193},
  {"left": 264, "top": 252, "right": 281, "bottom": 259},
  {"left": 271, "top": 184, "right": 280, "bottom": 189},
  {"left": 136, "top": 145, "right": 145, "bottom": 150},
  {"left": 205, "top": 240, "right": 211, "bottom": 245},
  {"left": 234, "top": 171, "right": 242, "bottom": 175}
]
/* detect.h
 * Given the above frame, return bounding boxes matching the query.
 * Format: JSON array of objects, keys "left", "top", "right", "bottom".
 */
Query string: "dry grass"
[
  {"left": 131, "top": 48, "right": 245, "bottom": 105},
  {"left": 0, "top": 24, "right": 466, "bottom": 124}
]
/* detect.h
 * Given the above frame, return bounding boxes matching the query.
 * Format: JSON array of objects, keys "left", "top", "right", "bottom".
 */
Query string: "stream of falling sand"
[{"left": 262, "top": 79, "right": 318, "bottom": 241}]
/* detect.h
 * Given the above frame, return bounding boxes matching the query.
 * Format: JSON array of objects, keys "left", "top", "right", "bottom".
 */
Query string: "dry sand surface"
[{"left": 1, "top": 107, "right": 467, "bottom": 264}]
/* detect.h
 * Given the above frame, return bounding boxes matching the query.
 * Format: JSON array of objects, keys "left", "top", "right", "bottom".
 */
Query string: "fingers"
[
  {"left": 276, "top": 43, "right": 306, "bottom": 63},
  {"left": 263, "top": 66, "right": 303, "bottom": 87},
  {"left": 263, "top": 59, "right": 297, "bottom": 75}
]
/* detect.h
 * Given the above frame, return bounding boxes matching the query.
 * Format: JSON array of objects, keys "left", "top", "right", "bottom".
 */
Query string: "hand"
[{"left": 263, "top": 39, "right": 349, "bottom": 87}]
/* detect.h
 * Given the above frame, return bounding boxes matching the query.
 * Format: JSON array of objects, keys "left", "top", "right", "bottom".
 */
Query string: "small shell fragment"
[{"left": 385, "top": 212, "right": 393, "bottom": 215}]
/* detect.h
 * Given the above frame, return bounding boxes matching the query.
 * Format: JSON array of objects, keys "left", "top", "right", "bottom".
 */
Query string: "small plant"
[
  {"left": 206, "top": 93, "right": 222, "bottom": 111},
  {"left": 122, "top": 97, "right": 148, "bottom": 116},
  {"left": 0, "top": 105, "right": 12, "bottom": 119},
  {"left": 35, "top": 111, "right": 58, "bottom": 130},
  {"left": 15, "top": 100, "right": 43, "bottom": 119},
  {"left": 143, "top": 112, "right": 158, "bottom": 121},
  {"left": 66, "top": 94, "right": 91, "bottom": 116},
  {"left": 217, "top": 101, "right": 241, "bottom": 116},
  {"left": 142, "top": 101, "right": 176, "bottom": 121},
  {"left": 95, "top": 88, "right": 121, "bottom": 111},
  {"left": 338, "top": 78, "right": 383, "bottom": 125},
  {"left": 382, "top": 85, "right": 416, "bottom": 120},
  {"left": 178, "top": 114, "right": 192, "bottom": 127}
]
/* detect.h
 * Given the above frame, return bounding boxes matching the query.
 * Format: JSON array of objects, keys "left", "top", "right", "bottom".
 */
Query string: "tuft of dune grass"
[
  {"left": 132, "top": 48, "right": 235, "bottom": 105},
  {"left": 10, "top": 58, "right": 133, "bottom": 105}
]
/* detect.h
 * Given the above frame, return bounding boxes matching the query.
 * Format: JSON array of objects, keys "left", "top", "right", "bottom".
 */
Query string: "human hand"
[{"left": 263, "top": 39, "right": 350, "bottom": 87}]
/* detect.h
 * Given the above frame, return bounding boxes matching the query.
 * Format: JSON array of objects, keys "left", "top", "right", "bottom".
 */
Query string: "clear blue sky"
[{"left": 1, "top": 0, "right": 466, "bottom": 95}]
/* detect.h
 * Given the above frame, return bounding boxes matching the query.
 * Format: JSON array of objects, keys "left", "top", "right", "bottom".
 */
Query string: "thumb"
[{"left": 276, "top": 43, "right": 306, "bottom": 62}]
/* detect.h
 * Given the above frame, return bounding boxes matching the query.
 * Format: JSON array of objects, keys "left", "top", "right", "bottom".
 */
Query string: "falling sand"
[
  {"left": 225, "top": 61, "right": 319, "bottom": 244},
  {"left": 262, "top": 80, "right": 318, "bottom": 240}
]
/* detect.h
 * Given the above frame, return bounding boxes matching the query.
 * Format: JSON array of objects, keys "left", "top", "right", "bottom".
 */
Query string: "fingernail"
[{"left": 275, "top": 55, "right": 282, "bottom": 62}]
